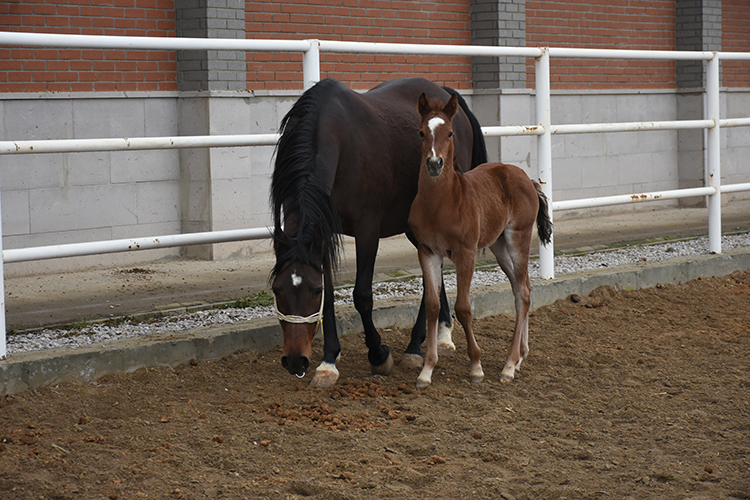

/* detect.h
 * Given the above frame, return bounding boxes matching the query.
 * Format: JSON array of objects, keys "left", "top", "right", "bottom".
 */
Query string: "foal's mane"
[{"left": 270, "top": 79, "right": 343, "bottom": 278}]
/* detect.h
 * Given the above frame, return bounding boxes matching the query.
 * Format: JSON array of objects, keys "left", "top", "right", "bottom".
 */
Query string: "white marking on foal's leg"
[
  {"left": 437, "top": 321, "right": 455, "bottom": 356},
  {"left": 291, "top": 272, "right": 303, "bottom": 287}
]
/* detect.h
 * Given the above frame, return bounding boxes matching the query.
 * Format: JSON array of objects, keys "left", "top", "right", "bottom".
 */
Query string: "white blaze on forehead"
[
  {"left": 291, "top": 272, "right": 303, "bottom": 287},
  {"left": 427, "top": 117, "right": 445, "bottom": 157}
]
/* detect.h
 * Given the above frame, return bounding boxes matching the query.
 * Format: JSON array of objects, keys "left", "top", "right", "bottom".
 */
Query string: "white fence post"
[
  {"left": 0, "top": 175, "right": 5, "bottom": 359},
  {"left": 535, "top": 48, "right": 554, "bottom": 279},
  {"left": 303, "top": 39, "right": 320, "bottom": 90},
  {"left": 706, "top": 53, "right": 722, "bottom": 254}
]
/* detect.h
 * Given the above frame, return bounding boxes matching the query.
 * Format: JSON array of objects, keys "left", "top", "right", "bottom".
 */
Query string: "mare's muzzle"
[
  {"left": 281, "top": 354, "right": 310, "bottom": 378},
  {"left": 426, "top": 156, "right": 444, "bottom": 177}
]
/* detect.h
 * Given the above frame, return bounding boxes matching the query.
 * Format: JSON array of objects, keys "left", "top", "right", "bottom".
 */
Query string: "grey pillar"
[
  {"left": 676, "top": 0, "right": 722, "bottom": 206},
  {"left": 470, "top": 0, "right": 527, "bottom": 90},
  {"left": 176, "top": 0, "right": 246, "bottom": 92},
  {"left": 174, "top": 1, "right": 246, "bottom": 258}
]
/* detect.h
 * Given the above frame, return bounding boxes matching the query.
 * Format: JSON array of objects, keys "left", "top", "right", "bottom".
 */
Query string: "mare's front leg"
[
  {"left": 453, "top": 250, "right": 484, "bottom": 383},
  {"left": 416, "top": 249, "right": 443, "bottom": 388},
  {"left": 310, "top": 261, "right": 342, "bottom": 387},
  {"left": 353, "top": 231, "right": 393, "bottom": 376}
]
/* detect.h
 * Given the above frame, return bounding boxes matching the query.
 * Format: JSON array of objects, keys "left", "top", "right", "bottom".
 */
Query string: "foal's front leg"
[
  {"left": 453, "top": 251, "right": 484, "bottom": 383},
  {"left": 416, "top": 249, "right": 443, "bottom": 388}
]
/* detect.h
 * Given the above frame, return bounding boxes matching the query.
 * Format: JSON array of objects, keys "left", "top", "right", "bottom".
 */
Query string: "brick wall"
[
  {"left": 244, "top": 0, "right": 473, "bottom": 91},
  {"left": 2, "top": 1, "right": 748, "bottom": 93},
  {"left": 0, "top": 0, "right": 177, "bottom": 92},
  {"left": 723, "top": 0, "right": 750, "bottom": 88},
  {"left": 526, "top": 0, "right": 676, "bottom": 90}
]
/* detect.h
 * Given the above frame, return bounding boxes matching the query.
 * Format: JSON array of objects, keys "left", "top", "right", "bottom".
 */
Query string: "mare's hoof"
[
  {"left": 438, "top": 341, "right": 456, "bottom": 356},
  {"left": 470, "top": 374, "right": 485, "bottom": 384},
  {"left": 400, "top": 353, "right": 424, "bottom": 369},
  {"left": 371, "top": 352, "right": 394, "bottom": 376},
  {"left": 310, "top": 363, "right": 340, "bottom": 388},
  {"left": 499, "top": 372, "right": 514, "bottom": 383},
  {"left": 416, "top": 377, "right": 431, "bottom": 389}
]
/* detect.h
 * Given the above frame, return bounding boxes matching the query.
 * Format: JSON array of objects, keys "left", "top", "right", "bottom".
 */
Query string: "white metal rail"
[{"left": 0, "top": 32, "right": 749, "bottom": 358}]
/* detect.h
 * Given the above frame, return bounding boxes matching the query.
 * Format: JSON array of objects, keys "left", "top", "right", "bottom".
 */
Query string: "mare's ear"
[
  {"left": 443, "top": 93, "right": 459, "bottom": 120},
  {"left": 418, "top": 92, "right": 431, "bottom": 118}
]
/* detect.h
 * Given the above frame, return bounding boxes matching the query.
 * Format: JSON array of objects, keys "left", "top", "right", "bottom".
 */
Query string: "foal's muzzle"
[{"left": 426, "top": 156, "right": 444, "bottom": 177}]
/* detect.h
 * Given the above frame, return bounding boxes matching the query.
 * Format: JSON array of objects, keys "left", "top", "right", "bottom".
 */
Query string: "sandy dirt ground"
[{"left": 1, "top": 272, "right": 749, "bottom": 500}]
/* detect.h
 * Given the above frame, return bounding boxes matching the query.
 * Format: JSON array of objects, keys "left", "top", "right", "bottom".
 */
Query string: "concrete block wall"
[{"left": 1, "top": 94, "right": 182, "bottom": 274}]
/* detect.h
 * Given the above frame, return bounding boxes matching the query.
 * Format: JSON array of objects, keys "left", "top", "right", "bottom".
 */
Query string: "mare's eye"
[{"left": 313, "top": 288, "right": 323, "bottom": 297}]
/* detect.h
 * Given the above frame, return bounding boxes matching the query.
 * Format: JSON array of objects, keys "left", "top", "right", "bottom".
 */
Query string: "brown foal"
[{"left": 408, "top": 93, "right": 553, "bottom": 388}]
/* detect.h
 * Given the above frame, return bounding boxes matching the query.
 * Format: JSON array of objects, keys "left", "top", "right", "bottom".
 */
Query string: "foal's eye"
[
  {"left": 419, "top": 131, "right": 424, "bottom": 137},
  {"left": 448, "top": 132, "right": 453, "bottom": 138}
]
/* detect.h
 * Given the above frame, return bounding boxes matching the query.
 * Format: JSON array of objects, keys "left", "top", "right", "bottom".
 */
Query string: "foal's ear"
[
  {"left": 443, "top": 93, "right": 459, "bottom": 120},
  {"left": 418, "top": 92, "right": 431, "bottom": 118}
]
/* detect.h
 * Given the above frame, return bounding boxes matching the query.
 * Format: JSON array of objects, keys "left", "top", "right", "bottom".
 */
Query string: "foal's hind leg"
[{"left": 490, "top": 231, "right": 532, "bottom": 382}]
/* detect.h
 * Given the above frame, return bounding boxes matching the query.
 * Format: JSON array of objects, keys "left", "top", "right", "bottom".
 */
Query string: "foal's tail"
[{"left": 533, "top": 180, "right": 553, "bottom": 246}]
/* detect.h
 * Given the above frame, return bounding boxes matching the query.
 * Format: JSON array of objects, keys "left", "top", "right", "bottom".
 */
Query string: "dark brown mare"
[
  {"left": 270, "top": 78, "right": 487, "bottom": 387},
  {"left": 408, "top": 93, "right": 553, "bottom": 388}
]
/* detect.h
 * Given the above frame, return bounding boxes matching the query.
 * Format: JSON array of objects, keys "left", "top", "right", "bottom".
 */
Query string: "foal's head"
[{"left": 418, "top": 92, "right": 459, "bottom": 177}]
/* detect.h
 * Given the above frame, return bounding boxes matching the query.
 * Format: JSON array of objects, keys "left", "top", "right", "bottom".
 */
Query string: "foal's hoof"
[
  {"left": 500, "top": 364, "right": 517, "bottom": 383},
  {"left": 400, "top": 353, "right": 424, "bottom": 369},
  {"left": 470, "top": 365, "right": 485, "bottom": 384},
  {"left": 416, "top": 377, "right": 431, "bottom": 390},
  {"left": 371, "top": 352, "right": 394, "bottom": 376},
  {"left": 309, "top": 362, "right": 339, "bottom": 388}
]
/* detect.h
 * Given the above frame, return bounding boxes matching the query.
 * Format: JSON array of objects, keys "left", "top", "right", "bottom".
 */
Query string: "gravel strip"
[{"left": 8, "top": 233, "right": 750, "bottom": 355}]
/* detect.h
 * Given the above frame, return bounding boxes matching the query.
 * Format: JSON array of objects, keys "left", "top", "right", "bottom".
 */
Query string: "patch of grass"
[{"left": 219, "top": 290, "right": 274, "bottom": 310}]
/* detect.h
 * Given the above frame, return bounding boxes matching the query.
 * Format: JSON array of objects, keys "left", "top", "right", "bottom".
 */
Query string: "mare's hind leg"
[
  {"left": 490, "top": 229, "right": 532, "bottom": 382},
  {"left": 352, "top": 230, "right": 393, "bottom": 377}
]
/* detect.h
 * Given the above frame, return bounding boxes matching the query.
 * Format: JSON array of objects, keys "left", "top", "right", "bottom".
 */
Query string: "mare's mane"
[
  {"left": 441, "top": 87, "right": 487, "bottom": 168},
  {"left": 270, "top": 79, "right": 343, "bottom": 279}
]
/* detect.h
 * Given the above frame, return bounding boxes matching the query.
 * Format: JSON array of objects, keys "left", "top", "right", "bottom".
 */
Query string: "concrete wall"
[{"left": 2, "top": 88, "right": 749, "bottom": 275}]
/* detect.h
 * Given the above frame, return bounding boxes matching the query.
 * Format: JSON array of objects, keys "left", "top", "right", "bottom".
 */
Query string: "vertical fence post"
[
  {"left": 302, "top": 39, "right": 320, "bottom": 91},
  {"left": 535, "top": 48, "right": 554, "bottom": 279},
  {"left": 706, "top": 53, "right": 722, "bottom": 254},
  {"left": 0, "top": 176, "right": 6, "bottom": 359}
]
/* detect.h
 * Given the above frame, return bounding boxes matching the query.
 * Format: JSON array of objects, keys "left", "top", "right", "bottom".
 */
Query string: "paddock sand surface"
[{"left": 1, "top": 272, "right": 749, "bottom": 499}]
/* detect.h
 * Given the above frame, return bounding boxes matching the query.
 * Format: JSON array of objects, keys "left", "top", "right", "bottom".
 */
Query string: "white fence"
[{"left": 1, "top": 32, "right": 750, "bottom": 358}]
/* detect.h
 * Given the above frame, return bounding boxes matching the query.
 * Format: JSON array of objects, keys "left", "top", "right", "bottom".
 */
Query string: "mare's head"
[
  {"left": 271, "top": 79, "right": 342, "bottom": 379},
  {"left": 418, "top": 92, "right": 459, "bottom": 177},
  {"left": 271, "top": 236, "right": 324, "bottom": 378}
]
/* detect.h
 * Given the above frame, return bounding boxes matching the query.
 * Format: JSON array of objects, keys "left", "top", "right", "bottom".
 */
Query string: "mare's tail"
[
  {"left": 442, "top": 86, "right": 488, "bottom": 169},
  {"left": 533, "top": 180, "right": 553, "bottom": 246}
]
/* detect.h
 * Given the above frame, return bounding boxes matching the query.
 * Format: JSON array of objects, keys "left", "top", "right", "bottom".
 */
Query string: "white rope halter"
[{"left": 274, "top": 276, "right": 325, "bottom": 333}]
